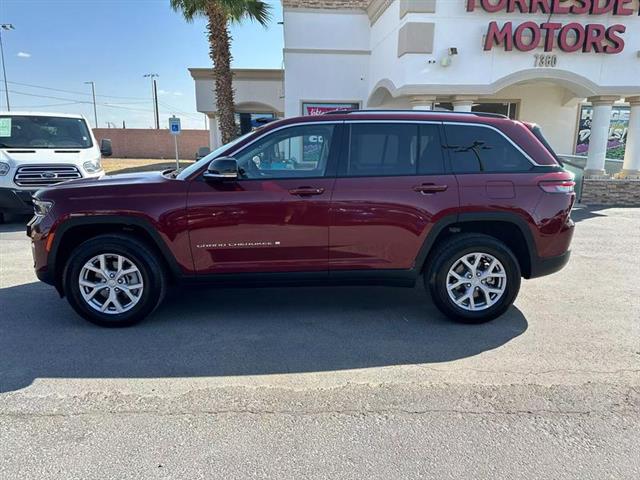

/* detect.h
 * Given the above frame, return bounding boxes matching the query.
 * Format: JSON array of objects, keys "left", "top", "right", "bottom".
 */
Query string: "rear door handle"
[
  {"left": 413, "top": 184, "right": 448, "bottom": 194},
  {"left": 288, "top": 186, "right": 325, "bottom": 196}
]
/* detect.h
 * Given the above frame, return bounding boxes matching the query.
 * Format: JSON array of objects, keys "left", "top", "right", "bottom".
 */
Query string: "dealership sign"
[{"left": 467, "top": 0, "right": 638, "bottom": 53}]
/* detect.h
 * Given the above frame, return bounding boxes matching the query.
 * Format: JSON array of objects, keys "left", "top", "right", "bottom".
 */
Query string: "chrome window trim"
[
  {"left": 343, "top": 120, "right": 441, "bottom": 125},
  {"left": 212, "top": 118, "right": 539, "bottom": 172},
  {"left": 442, "top": 121, "right": 540, "bottom": 167}
]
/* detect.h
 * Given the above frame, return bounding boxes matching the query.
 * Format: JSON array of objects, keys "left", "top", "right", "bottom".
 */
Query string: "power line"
[
  {"left": 158, "top": 100, "right": 201, "bottom": 120},
  {"left": 1, "top": 88, "right": 152, "bottom": 108},
  {"left": 2, "top": 88, "right": 202, "bottom": 118},
  {"left": 6, "top": 80, "right": 149, "bottom": 100},
  {"left": 11, "top": 102, "right": 86, "bottom": 109}
]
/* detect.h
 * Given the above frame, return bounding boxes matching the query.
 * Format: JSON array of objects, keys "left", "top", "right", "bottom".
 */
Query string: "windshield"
[
  {"left": 176, "top": 130, "right": 256, "bottom": 180},
  {"left": 0, "top": 115, "right": 93, "bottom": 149}
]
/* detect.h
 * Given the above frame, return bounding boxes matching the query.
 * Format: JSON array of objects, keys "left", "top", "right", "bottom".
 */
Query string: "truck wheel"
[
  {"left": 64, "top": 234, "right": 166, "bottom": 327},
  {"left": 426, "top": 234, "right": 521, "bottom": 323}
]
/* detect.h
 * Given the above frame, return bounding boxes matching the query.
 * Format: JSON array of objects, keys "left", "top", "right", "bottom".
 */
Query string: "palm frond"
[
  {"left": 169, "top": 0, "right": 209, "bottom": 22},
  {"left": 171, "top": 0, "right": 271, "bottom": 26},
  {"left": 221, "top": 0, "right": 271, "bottom": 26}
]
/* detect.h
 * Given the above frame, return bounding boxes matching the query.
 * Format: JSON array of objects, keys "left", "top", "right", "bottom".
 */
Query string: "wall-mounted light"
[{"left": 441, "top": 47, "right": 458, "bottom": 67}]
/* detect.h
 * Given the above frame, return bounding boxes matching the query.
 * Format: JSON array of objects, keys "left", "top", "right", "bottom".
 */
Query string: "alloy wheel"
[
  {"left": 78, "top": 253, "right": 144, "bottom": 314},
  {"left": 446, "top": 252, "right": 507, "bottom": 311}
]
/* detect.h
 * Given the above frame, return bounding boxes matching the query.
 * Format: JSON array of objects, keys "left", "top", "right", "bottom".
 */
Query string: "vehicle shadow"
[
  {"left": 571, "top": 205, "right": 609, "bottom": 223},
  {"left": 0, "top": 281, "right": 528, "bottom": 393},
  {"left": 0, "top": 214, "right": 31, "bottom": 232}
]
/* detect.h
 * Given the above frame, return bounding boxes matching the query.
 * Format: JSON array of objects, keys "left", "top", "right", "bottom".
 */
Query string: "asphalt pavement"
[{"left": 1, "top": 207, "right": 638, "bottom": 479}]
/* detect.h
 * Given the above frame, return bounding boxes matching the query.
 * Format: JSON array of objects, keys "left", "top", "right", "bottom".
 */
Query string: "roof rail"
[{"left": 321, "top": 109, "right": 508, "bottom": 119}]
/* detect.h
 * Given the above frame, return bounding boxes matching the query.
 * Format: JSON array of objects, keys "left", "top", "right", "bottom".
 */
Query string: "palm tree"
[{"left": 171, "top": 0, "right": 271, "bottom": 144}]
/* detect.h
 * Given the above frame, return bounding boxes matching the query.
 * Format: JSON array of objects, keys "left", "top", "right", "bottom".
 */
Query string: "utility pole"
[
  {"left": 84, "top": 81, "right": 98, "bottom": 128},
  {"left": 143, "top": 73, "right": 160, "bottom": 129},
  {"left": 0, "top": 24, "right": 15, "bottom": 111}
]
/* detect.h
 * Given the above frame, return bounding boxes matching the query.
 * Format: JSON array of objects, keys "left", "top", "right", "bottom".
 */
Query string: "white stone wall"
[
  {"left": 283, "top": 10, "right": 371, "bottom": 116},
  {"left": 193, "top": 74, "right": 284, "bottom": 115},
  {"left": 282, "top": 1, "right": 640, "bottom": 154},
  {"left": 367, "top": 1, "right": 640, "bottom": 96}
]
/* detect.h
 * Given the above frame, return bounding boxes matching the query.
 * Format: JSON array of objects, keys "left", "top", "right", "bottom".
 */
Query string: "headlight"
[
  {"left": 83, "top": 159, "right": 102, "bottom": 173},
  {"left": 0, "top": 162, "right": 9, "bottom": 176},
  {"left": 32, "top": 198, "right": 54, "bottom": 217}
]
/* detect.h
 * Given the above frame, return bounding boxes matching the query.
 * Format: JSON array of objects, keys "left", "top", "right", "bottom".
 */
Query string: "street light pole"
[
  {"left": 84, "top": 81, "right": 98, "bottom": 128},
  {"left": 153, "top": 78, "right": 160, "bottom": 130},
  {"left": 143, "top": 73, "right": 160, "bottom": 129},
  {"left": 0, "top": 24, "right": 15, "bottom": 111}
]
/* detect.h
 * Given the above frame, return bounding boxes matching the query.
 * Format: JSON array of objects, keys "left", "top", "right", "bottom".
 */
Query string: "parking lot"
[{"left": 1, "top": 207, "right": 639, "bottom": 479}]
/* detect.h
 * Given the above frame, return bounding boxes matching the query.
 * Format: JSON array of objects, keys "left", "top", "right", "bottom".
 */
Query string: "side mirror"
[
  {"left": 100, "top": 138, "right": 113, "bottom": 157},
  {"left": 204, "top": 157, "right": 239, "bottom": 181}
]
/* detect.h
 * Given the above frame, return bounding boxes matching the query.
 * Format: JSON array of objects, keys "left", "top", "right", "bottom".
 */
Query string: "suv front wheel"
[
  {"left": 427, "top": 234, "right": 521, "bottom": 323},
  {"left": 64, "top": 234, "right": 166, "bottom": 327}
]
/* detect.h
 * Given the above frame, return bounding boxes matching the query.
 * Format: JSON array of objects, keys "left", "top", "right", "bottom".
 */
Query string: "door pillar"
[
  {"left": 621, "top": 96, "right": 640, "bottom": 178},
  {"left": 585, "top": 96, "right": 619, "bottom": 177}
]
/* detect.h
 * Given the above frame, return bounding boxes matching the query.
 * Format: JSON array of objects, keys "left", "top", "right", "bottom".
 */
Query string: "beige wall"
[
  {"left": 93, "top": 128, "right": 210, "bottom": 160},
  {"left": 190, "top": 68, "right": 284, "bottom": 116},
  {"left": 491, "top": 83, "right": 581, "bottom": 155}
]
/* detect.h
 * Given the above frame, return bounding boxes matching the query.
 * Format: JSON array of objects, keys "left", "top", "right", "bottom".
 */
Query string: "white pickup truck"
[{"left": 0, "top": 111, "right": 111, "bottom": 222}]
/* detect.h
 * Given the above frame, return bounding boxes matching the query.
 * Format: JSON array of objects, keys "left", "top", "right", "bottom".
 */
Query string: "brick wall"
[
  {"left": 581, "top": 179, "right": 640, "bottom": 207},
  {"left": 93, "top": 128, "right": 209, "bottom": 160},
  {"left": 282, "top": 0, "right": 370, "bottom": 8}
]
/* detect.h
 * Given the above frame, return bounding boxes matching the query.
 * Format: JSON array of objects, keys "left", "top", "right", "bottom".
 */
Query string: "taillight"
[{"left": 538, "top": 180, "right": 575, "bottom": 193}]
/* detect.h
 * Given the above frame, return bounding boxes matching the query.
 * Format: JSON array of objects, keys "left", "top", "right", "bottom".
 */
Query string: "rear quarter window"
[{"left": 444, "top": 124, "right": 532, "bottom": 173}]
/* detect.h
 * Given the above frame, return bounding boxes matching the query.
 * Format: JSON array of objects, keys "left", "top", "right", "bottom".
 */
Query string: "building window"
[
  {"left": 575, "top": 104, "right": 629, "bottom": 159},
  {"left": 234, "top": 112, "right": 276, "bottom": 136},
  {"left": 302, "top": 102, "right": 359, "bottom": 116},
  {"left": 436, "top": 102, "right": 518, "bottom": 120}
]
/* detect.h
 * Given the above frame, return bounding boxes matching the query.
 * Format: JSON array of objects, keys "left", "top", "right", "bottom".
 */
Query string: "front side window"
[
  {"left": 444, "top": 124, "right": 532, "bottom": 173},
  {"left": 234, "top": 124, "right": 335, "bottom": 179},
  {"left": 0, "top": 116, "right": 92, "bottom": 149},
  {"left": 345, "top": 123, "right": 444, "bottom": 177}
]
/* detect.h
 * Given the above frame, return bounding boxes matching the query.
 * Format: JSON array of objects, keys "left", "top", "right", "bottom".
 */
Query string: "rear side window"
[
  {"left": 345, "top": 123, "right": 444, "bottom": 177},
  {"left": 444, "top": 124, "right": 532, "bottom": 173}
]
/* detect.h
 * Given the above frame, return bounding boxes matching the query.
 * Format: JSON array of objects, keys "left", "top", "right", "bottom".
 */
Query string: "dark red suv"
[{"left": 28, "top": 110, "right": 575, "bottom": 327}]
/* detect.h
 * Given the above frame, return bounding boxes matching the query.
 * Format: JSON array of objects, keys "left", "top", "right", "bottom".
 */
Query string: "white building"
[
  {"left": 192, "top": 0, "right": 640, "bottom": 178},
  {"left": 189, "top": 68, "right": 284, "bottom": 148}
]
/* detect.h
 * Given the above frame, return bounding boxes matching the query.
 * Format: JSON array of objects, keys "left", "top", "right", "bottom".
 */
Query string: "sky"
[{"left": 0, "top": 0, "right": 284, "bottom": 129}]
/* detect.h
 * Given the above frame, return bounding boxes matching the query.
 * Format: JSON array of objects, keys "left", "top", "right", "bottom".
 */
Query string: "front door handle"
[
  {"left": 288, "top": 186, "right": 325, "bottom": 196},
  {"left": 413, "top": 184, "right": 448, "bottom": 194}
]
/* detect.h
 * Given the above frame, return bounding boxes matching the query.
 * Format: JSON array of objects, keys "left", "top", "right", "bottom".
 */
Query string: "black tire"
[
  {"left": 425, "top": 234, "right": 521, "bottom": 324},
  {"left": 64, "top": 234, "right": 166, "bottom": 327}
]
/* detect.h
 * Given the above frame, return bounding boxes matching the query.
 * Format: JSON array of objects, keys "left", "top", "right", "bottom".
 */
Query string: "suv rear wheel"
[
  {"left": 426, "top": 234, "right": 521, "bottom": 323},
  {"left": 64, "top": 234, "right": 166, "bottom": 327}
]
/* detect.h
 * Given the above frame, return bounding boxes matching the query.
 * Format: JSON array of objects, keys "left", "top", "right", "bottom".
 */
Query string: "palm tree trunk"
[{"left": 206, "top": 3, "right": 236, "bottom": 144}]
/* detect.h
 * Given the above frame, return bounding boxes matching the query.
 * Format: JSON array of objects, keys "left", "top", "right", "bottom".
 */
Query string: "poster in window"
[
  {"left": 575, "top": 105, "right": 629, "bottom": 159},
  {"left": 302, "top": 102, "right": 359, "bottom": 116}
]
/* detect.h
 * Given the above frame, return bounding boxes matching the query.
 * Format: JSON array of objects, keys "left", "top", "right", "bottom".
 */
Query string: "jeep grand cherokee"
[{"left": 28, "top": 110, "right": 575, "bottom": 327}]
